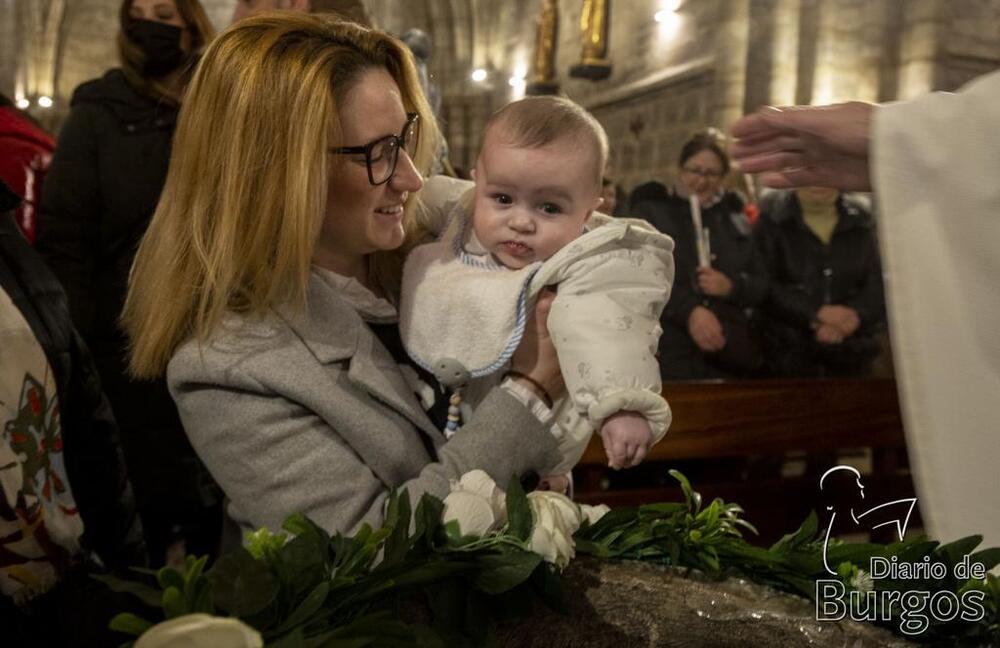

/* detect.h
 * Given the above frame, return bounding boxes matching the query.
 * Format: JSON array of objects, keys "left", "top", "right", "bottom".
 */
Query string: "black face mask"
[{"left": 127, "top": 19, "right": 187, "bottom": 77}]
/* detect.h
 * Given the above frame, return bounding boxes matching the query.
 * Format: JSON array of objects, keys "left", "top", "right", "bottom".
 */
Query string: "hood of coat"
[
  {"left": 761, "top": 189, "right": 873, "bottom": 234},
  {"left": 71, "top": 68, "right": 178, "bottom": 131}
]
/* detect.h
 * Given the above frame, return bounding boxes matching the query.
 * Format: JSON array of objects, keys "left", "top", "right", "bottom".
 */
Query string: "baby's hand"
[{"left": 600, "top": 411, "right": 654, "bottom": 470}]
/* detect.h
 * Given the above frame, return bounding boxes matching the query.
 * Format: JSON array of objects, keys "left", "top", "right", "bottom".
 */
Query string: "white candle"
[{"left": 689, "top": 194, "right": 709, "bottom": 267}]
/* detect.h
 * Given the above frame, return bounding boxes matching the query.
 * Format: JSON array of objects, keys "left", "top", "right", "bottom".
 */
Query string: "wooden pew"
[{"left": 574, "top": 378, "right": 915, "bottom": 544}]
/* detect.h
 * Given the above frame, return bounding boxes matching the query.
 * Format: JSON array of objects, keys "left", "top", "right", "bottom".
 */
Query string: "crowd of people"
[
  {"left": 625, "top": 129, "right": 887, "bottom": 382},
  {"left": 3, "top": 0, "right": 960, "bottom": 643}
]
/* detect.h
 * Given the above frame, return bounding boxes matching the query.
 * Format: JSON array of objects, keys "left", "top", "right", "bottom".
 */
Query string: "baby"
[{"left": 400, "top": 96, "right": 674, "bottom": 474}]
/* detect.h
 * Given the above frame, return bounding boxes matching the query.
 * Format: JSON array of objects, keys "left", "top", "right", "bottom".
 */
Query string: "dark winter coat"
[
  {"left": 631, "top": 187, "right": 768, "bottom": 380},
  {"left": 35, "top": 69, "right": 217, "bottom": 517},
  {"left": 754, "top": 191, "right": 886, "bottom": 377}
]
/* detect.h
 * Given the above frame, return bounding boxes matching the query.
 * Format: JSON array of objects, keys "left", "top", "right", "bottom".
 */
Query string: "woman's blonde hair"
[
  {"left": 117, "top": 0, "right": 216, "bottom": 103},
  {"left": 123, "top": 12, "right": 442, "bottom": 378}
]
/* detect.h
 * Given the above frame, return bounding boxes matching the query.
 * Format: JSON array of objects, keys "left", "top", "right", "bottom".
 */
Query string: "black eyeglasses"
[
  {"left": 330, "top": 113, "right": 420, "bottom": 186},
  {"left": 681, "top": 166, "right": 723, "bottom": 179}
]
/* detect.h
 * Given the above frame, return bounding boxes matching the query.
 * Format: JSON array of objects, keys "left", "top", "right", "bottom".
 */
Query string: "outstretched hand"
[{"left": 731, "top": 102, "right": 875, "bottom": 191}]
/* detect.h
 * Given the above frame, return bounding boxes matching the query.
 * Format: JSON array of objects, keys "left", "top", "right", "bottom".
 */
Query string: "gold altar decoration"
[
  {"left": 570, "top": 0, "right": 612, "bottom": 81},
  {"left": 527, "top": 0, "right": 560, "bottom": 95}
]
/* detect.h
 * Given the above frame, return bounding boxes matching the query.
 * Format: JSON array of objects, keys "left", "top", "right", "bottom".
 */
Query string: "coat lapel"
[{"left": 275, "top": 273, "right": 444, "bottom": 444}]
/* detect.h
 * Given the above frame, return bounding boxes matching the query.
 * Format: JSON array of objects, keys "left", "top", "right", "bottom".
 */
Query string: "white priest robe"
[{"left": 874, "top": 70, "right": 1000, "bottom": 549}]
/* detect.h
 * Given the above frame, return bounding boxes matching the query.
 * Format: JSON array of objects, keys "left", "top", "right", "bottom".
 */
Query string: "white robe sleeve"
[{"left": 873, "top": 70, "right": 1000, "bottom": 549}]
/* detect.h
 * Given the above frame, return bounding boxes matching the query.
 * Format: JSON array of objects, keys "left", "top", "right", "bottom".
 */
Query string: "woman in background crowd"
[
  {"left": 754, "top": 187, "right": 885, "bottom": 377},
  {"left": 37, "top": 0, "right": 218, "bottom": 565},
  {"left": 631, "top": 130, "right": 767, "bottom": 380}
]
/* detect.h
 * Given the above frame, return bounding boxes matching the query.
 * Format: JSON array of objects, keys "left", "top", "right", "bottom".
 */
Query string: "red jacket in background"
[{"left": 0, "top": 106, "right": 56, "bottom": 243}]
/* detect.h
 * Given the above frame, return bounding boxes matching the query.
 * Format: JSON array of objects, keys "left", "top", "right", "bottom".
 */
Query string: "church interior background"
[{"left": 5, "top": 0, "right": 1000, "bottom": 191}]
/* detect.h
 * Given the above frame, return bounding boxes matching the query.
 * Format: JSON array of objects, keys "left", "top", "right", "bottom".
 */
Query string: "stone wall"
[{"left": 2, "top": 0, "right": 998, "bottom": 189}]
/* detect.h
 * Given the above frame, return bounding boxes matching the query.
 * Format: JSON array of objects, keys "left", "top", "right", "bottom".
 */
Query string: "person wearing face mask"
[
  {"left": 631, "top": 129, "right": 768, "bottom": 380},
  {"left": 36, "top": 0, "right": 217, "bottom": 567}
]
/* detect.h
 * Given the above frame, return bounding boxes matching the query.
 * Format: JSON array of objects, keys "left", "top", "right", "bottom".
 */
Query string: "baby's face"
[{"left": 472, "top": 132, "right": 602, "bottom": 269}]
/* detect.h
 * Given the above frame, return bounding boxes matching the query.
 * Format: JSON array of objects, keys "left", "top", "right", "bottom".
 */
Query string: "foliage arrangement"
[{"left": 104, "top": 470, "right": 1000, "bottom": 647}]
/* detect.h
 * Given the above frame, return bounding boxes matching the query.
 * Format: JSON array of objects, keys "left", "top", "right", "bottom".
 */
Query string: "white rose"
[
  {"left": 442, "top": 470, "right": 508, "bottom": 536},
  {"left": 442, "top": 490, "right": 499, "bottom": 536},
  {"left": 579, "top": 503, "right": 610, "bottom": 526},
  {"left": 526, "top": 491, "right": 584, "bottom": 569},
  {"left": 455, "top": 469, "right": 508, "bottom": 526},
  {"left": 136, "top": 614, "right": 262, "bottom": 648}
]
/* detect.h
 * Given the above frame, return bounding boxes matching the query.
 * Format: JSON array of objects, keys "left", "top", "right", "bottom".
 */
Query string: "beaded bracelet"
[{"left": 503, "top": 370, "right": 553, "bottom": 408}]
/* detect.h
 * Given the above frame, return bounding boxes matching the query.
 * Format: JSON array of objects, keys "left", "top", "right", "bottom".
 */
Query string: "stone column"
[
  {"left": 896, "top": 0, "right": 947, "bottom": 98},
  {"left": 709, "top": 0, "right": 750, "bottom": 129},
  {"left": 768, "top": 0, "right": 800, "bottom": 106}
]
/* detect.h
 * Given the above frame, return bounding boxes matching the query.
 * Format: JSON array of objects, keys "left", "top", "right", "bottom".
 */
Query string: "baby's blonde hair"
[
  {"left": 481, "top": 95, "right": 608, "bottom": 191},
  {"left": 123, "top": 12, "right": 441, "bottom": 378}
]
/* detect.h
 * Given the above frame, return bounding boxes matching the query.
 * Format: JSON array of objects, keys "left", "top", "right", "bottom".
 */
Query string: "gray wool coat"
[{"left": 167, "top": 272, "right": 563, "bottom": 537}]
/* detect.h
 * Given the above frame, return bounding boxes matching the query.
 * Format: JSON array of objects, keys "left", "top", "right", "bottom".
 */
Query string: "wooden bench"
[{"left": 574, "top": 378, "right": 915, "bottom": 544}]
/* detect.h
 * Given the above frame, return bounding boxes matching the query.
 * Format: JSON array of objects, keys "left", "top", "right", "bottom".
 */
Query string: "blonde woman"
[
  {"left": 123, "top": 13, "right": 564, "bottom": 539},
  {"left": 37, "top": 0, "right": 217, "bottom": 565}
]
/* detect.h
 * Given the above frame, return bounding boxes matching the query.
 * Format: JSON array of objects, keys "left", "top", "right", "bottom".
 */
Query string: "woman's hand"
[
  {"left": 688, "top": 305, "right": 726, "bottom": 352},
  {"left": 696, "top": 267, "right": 734, "bottom": 297},
  {"left": 509, "top": 288, "right": 565, "bottom": 402},
  {"left": 815, "top": 323, "right": 845, "bottom": 345},
  {"left": 816, "top": 304, "right": 861, "bottom": 337}
]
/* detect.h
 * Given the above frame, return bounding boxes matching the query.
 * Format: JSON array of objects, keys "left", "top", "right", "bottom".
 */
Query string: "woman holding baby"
[{"left": 123, "top": 13, "right": 568, "bottom": 540}]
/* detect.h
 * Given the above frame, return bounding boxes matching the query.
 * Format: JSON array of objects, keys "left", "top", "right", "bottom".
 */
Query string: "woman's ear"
[{"left": 470, "top": 167, "right": 477, "bottom": 182}]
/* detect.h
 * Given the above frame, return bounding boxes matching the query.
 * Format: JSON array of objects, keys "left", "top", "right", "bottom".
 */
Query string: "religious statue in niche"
[
  {"left": 570, "top": 0, "right": 612, "bottom": 81},
  {"left": 527, "top": 0, "right": 560, "bottom": 95}
]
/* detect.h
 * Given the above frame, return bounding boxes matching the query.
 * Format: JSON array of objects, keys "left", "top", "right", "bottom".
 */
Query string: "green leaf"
[
  {"left": 414, "top": 493, "right": 445, "bottom": 550},
  {"left": 937, "top": 535, "right": 983, "bottom": 567},
  {"left": 771, "top": 511, "right": 819, "bottom": 553},
  {"left": 184, "top": 554, "right": 208, "bottom": 583},
  {"left": 191, "top": 579, "right": 214, "bottom": 614},
  {"left": 506, "top": 474, "right": 533, "bottom": 542},
  {"left": 382, "top": 488, "right": 412, "bottom": 566},
  {"left": 968, "top": 547, "right": 1000, "bottom": 573},
  {"left": 90, "top": 573, "right": 163, "bottom": 609},
  {"left": 574, "top": 538, "right": 610, "bottom": 557},
  {"left": 443, "top": 520, "right": 464, "bottom": 545},
  {"left": 281, "top": 532, "right": 328, "bottom": 592},
  {"left": 269, "top": 627, "right": 305, "bottom": 648},
  {"left": 283, "top": 512, "right": 331, "bottom": 548},
  {"left": 108, "top": 612, "right": 154, "bottom": 637},
  {"left": 156, "top": 566, "right": 184, "bottom": 592},
  {"left": 474, "top": 552, "right": 543, "bottom": 594},
  {"left": 574, "top": 509, "right": 636, "bottom": 542},
  {"left": 669, "top": 469, "right": 701, "bottom": 513},
  {"left": 209, "top": 547, "right": 280, "bottom": 617},
  {"left": 270, "top": 581, "right": 329, "bottom": 637},
  {"left": 183, "top": 555, "right": 210, "bottom": 611},
  {"left": 162, "top": 586, "right": 186, "bottom": 619}
]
